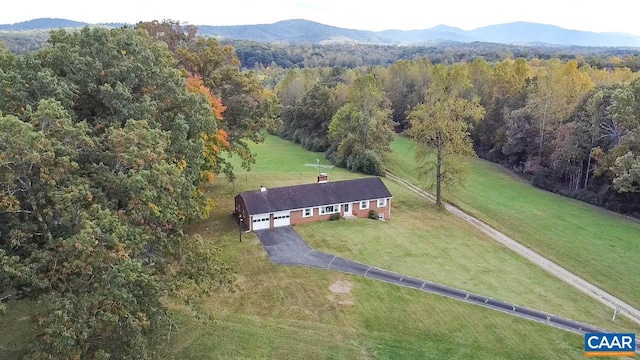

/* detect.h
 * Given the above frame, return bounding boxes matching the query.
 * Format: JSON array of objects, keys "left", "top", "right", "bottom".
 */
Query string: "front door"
[{"left": 344, "top": 203, "right": 350, "bottom": 214}]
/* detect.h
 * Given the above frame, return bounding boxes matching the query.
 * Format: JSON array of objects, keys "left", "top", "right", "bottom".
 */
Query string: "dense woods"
[
  {"left": 231, "top": 40, "right": 640, "bottom": 71},
  {"left": 272, "top": 56, "right": 640, "bottom": 216},
  {"left": 0, "top": 23, "right": 275, "bottom": 358},
  {"left": 0, "top": 31, "right": 50, "bottom": 54},
  {"left": 6, "top": 28, "right": 640, "bottom": 71}
]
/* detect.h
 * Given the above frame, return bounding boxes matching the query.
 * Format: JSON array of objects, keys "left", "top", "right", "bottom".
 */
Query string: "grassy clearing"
[
  {"left": 162, "top": 134, "right": 635, "bottom": 358},
  {"left": 0, "top": 300, "right": 38, "bottom": 359},
  {"left": 168, "top": 179, "right": 588, "bottom": 359},
  {"left": 223, "top": 134, "right": 363, "bottom": 191},
  {"left": 3, "top": 134, "right": 636, "bottom": 359},
  {"left": 387, "top": 135, "right": 640, "bottom": 309},
  {"left": 299, "top": 179, "right": 639, "bottom": 333}
]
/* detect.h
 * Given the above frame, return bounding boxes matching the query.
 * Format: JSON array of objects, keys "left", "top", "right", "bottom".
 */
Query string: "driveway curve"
[{"left": 256, "top": 227, "right": 640, "bottom": 353}]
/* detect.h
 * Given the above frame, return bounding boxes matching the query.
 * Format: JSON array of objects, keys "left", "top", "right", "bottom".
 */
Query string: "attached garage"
[
  {"left": 234, "top": 176, "right": 392, "bottom": 232},
  {"left": 252, "top": 214, "right": 270, "bottom": 231},
  {"left": 273, "top": 211, "right": 291, "bottom": 227}
]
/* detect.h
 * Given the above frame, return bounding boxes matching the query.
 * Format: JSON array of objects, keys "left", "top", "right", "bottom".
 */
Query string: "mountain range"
[{"left": 2, "top": 18, "right": 640, "bottom": 47}]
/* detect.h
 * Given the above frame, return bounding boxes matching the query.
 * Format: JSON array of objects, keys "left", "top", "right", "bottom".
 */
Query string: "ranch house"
[{"left": 234, "top": 174, "right": 393, "bottom": 231}]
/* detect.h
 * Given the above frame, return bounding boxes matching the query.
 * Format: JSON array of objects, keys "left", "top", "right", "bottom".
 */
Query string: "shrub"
[
  {"left": 368, "top": 210, "right": 379, "bottom": 220},
  {"left": 329, "top": 213, "right": 341, "bottom": 221},
  {"left": 325, "top": 146, "right": 385, "bottom": 176},
  {"left": 346, "top": 150, "right": 385, "bottom": 176}
]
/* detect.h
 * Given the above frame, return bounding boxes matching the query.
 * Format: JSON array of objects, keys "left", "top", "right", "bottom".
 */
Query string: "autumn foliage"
[
  {"left": 186, "top": 74, "right": 226, "bottom": 120},
  {"left": 0, "top": 27, "right": 234, "bottom": 359}
]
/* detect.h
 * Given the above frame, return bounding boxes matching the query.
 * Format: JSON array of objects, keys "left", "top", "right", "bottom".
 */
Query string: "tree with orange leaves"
[
  {"left": 186, "top": 74, "right": 226, "bottom": 120},
  {"left": 138, "top": 21, "right": 281, "bottom": 175},
  {"left": 186, "top": 74, "right": 233, "bottom": 182}
]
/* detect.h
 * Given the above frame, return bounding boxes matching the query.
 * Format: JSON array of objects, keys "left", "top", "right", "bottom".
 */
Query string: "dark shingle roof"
[{"left": 238, "top": 177, "right": 392, "bottom": 215}]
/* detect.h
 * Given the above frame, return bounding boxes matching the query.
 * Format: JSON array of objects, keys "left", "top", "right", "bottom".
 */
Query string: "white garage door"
[
  {"left": 252, "top": 214, "right": 270, "bottom": 231},
  {"left": 273, "top": 211, "right": 291, "bottom": 227}
]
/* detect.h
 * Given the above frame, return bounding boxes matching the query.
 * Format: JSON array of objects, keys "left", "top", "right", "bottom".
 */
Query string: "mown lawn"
[
  {"left": 386, "top": 135, "right": 640, "bottom": 310},
  {"left": 167, "top": 179, "right": 588, "bottom": 359},
  {"left": 299, "top": 180, "right": 639, "bottom": 333},
  {"left": 3, "top": 134, "right": 636, "bottom": 359},
  {"left": 163, "top": 134, "right": 636, "bottom": 359}
]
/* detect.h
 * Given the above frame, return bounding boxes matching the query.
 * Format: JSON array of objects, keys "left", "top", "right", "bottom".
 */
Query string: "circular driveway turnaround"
[{"left": 255, "top": 227, "right": 640, "bottom": 353}]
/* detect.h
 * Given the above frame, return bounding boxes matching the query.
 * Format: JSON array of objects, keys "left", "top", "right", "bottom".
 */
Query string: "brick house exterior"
[{"left": 234, "top": 176, "right": 392, "bottom": 231}]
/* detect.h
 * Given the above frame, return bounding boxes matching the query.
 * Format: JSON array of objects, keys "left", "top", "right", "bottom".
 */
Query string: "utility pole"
[
  {"left": 237, "top": 214, "right": 244, "bottom": 242},
  {"left": 612, "top": 306, "right": 620, "bottom": 321}
]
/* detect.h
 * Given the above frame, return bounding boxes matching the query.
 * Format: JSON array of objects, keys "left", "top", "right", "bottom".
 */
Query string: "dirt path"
[{"left": 386, "top": 172, "right": 640, "bottom": 326}]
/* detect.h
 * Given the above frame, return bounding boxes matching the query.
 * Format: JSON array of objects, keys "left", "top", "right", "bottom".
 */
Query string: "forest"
[
  {"left": 0, "top": 21, "right": 277, "bottom": 358},
  {"left": 229, "top": 40, "right": 640, "bottom": 71},
  {"left": 5, "top": 28, "right": 640, "bottom": 70},
  {"left": 272, "top": 56, "right": 640, "bottom": 216}
]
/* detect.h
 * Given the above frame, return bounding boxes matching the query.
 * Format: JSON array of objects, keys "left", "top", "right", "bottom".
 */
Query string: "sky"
[{"left": 2, "top": 0, "right": 640, "bottom": 36}]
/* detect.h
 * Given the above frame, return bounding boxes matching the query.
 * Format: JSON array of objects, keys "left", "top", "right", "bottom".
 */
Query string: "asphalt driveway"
[{"left": 255, "top": 227, "right": 640, "bottom": 352}]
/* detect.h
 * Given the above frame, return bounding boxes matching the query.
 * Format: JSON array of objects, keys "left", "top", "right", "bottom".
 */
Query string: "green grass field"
[
  {"left": 298, "top": 180, "right": 639, "bottom": 333},
  {"left": 166, "top": 180, "right": 589, "bottom": 359},
  {"left": 387, "top": 135, "right": 640, "bottom": 310},
  {"left": 162, "top": 134, "right": 637, "bottom": 359},
  {"left": 0, "top": 301, "right": 40, "bottom": 359},
  {"left": 2, "top": 134, "right": 637, "bottom": 359}
]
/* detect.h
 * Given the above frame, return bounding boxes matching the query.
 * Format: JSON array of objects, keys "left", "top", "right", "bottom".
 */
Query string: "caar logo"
[{"left": 584, "top": 333, "right": 635, "bottom": 357}]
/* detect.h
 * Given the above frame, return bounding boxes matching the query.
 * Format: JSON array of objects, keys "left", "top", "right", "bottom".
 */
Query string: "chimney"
[
  {"left": 260, "top": 185, "right": 267, "bottom": 192},
  {"left": 317, "top": 173, "right": 328, "bottom": 183}
]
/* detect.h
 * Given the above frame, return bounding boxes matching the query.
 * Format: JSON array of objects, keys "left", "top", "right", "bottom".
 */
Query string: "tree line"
[
  {"left": 0, "top": 21, "right": 277, "bottom": 359},
  {"left": 273, "top": 57, "right": 640, "bottom": 216},
  {"left": 232, "top": 40, "right": 640, "bottom": 72},
  {"left": 6, "top": 29, "right": 640, "bottom": 72}
]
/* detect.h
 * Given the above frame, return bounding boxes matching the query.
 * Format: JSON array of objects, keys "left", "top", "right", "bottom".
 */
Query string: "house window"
[
  {"left": 303, "top": 208, "right": 312, "bottom": 218},
  {"left": 360, "top": 201, "right": 369, "bottom": 210},
  {"left": 377, "top": 198, "right": 387, "bottom": 208},
  {"left": 320, "top": 204, "right": 339, "bottom": 215}
]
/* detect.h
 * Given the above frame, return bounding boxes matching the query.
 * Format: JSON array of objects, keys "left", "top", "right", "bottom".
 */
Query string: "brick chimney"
[{"left": 317, "top": 173, "right": 328, "bottom": 183}]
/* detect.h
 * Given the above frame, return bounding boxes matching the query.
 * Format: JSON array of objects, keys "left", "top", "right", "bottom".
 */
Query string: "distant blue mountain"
[
  {"left": 199, "top": 20, "right": 640, "bottom": 47},
  {"left": 2, "top": 18, "right": 640, "bottom": 47},
  {"left": 199, "top": 19, "right": 386, "bottom": 44},
  {"left": 0, "top": 18, "right": 88, "bottom": 31},
  {"left": 468, "top": 22, "right": 640, "bottom": 47},
  {"left": 378, "top": 28, "right": 476, "bottom": 44}
]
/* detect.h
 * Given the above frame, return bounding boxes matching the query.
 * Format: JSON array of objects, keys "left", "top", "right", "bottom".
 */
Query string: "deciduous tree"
[
  {"left": 527, "top": 60, "right": 593, "bottom": 156},
  {"left": 408, "top": 64, "right": 485, "bottom": 206},
  {"left": 327, "top": 74, "right": 395, "bottom": 175},
  {"left": 0, "top": 27, "right": 233, "bottom": 359},
  {"left": 612, "top": 152, "right": 640, "bottom": 192}
]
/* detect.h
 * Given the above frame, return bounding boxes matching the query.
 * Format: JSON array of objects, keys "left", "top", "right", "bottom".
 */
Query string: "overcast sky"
[{"left": 3, "top": 0, "right": 640, "bottom": 35}]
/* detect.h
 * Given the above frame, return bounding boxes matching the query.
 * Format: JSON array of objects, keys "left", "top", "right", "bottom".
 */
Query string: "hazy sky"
[{"left": 3, "top": 0, "right": 640, "bottom": 35}]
